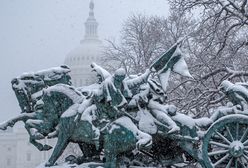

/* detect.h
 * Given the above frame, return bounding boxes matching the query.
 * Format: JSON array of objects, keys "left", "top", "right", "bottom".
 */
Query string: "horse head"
[{"left": 11, "top": 65, "right": 72, "bottom": 113}]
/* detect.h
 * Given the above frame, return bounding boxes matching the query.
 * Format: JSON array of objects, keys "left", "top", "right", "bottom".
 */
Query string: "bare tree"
[
  {"left": 103, "top": 5, "right": 248, "bottom": 117},
  {"left": 165, "top": 0, "right": 248, "bottom": 116},
  {"left": 168, "top": 0, "right": 248, "bottom": 59},
  {"left": 102, "top": 14, "right": 172, "bottom": 74}
]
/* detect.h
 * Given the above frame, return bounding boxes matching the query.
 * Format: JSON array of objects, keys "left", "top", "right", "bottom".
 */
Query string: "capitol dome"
[{"left": 64, "top": 0, "right": 103, "bottom": 87}]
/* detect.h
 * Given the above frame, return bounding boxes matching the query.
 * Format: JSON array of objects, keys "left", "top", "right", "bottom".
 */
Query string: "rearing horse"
[
  {"left": 38, "top": 84, "right": 152, "bottom": 167},
  {"left": 0, "top": 65, "right": 72, "bottom": 151}
]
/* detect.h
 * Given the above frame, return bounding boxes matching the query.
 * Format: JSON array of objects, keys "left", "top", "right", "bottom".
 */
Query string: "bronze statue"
[{"left": 1, "top": 42, "right": 248, "bottom": 168}]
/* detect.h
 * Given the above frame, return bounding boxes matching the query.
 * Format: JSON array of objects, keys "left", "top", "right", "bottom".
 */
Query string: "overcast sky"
[{"left": 0, "top": 0, "right": 169, "bottom": 123}]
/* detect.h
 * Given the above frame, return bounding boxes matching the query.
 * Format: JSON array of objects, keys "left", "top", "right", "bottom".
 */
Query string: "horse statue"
[
  {"left": 1, "top": 41, "right": 212, "bottom": 167},
  {"left": 0, "top": 70, "right": 152, "bottom": 168},
  {"left": 0, "top": 65, "right": 72, "bottom": 151}
]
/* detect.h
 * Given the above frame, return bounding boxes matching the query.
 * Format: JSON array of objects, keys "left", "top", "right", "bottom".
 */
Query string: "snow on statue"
[{"left": 1, "top": 41, "right": 248, "bottom": 168}]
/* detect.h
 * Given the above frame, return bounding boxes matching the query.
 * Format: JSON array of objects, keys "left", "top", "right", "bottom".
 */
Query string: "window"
[
  {"left": 7, "top": 158, "right": 11, "bottom": 166},
  {"left": 80, "top": 79, "right": 83, "bottom": 86},
  {"left": 27, "top": 152, "right": 31, "bottom": 161}
]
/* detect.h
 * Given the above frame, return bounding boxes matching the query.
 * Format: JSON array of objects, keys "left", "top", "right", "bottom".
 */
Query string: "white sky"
[{"left": 0, "top": 0, "right": 169, "bottom": 122}]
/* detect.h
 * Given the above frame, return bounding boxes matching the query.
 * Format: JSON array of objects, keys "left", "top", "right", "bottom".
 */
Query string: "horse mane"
[{"left": 44, "top": 84, "right": 83, "bottom": 103}]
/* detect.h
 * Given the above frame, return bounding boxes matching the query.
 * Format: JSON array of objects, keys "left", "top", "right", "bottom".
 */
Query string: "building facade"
[{"left": 0, "top": 128, "right": 52, "bottom": 168}]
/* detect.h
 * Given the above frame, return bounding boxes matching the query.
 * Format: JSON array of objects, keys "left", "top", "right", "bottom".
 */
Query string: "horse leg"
[
  {"left": 25, "top": 123, "right": 52, "bottom": 151},
  {"left": 103, "top": 133, "right": 118, "bottom": 168},
  {"left": 78, "top": 143, "right": 101, "bottom": 163},
  {"left": 26, "top": 119, "right": 46, "bottom": 139},
  {"left": 47, "top": 128, "right": 59, "bottom": 139},
  {"left": 0, "top": 114, "right": 52, "bottom": 152},
  {"left": 104, "top": 149, "right": 117, "bottom": 168},
  {"left": 45, "top": 116, "right": 78, "bottom": 166},
  {"left": 29, "top": 137, "right": 52, "bottom": 151},
  {"left": 0, "top": 113, "right": 36, "bottom": 130},
  {"left": 25, "top": 120, "right": 54, "bottom": 151},
  {"left": 28, "top": 137, "right": 49, "bottom": 151},
  {"left": 45, "top": 131, "right": 69, "bottom": 166},
  {"left": 103, "top": 117, "right": 152, "bottom": 168}
]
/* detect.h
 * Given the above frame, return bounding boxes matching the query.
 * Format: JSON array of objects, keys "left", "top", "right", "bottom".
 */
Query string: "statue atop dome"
[{"left": 89, "top": 0, "right": 94, "bottom": 11}]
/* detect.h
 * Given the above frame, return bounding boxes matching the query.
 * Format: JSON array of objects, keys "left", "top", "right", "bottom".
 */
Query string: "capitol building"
[
  {"left": 0, "top": 1, "right": 103, "bottom": 167},
  {"left": 64, "top": 0, "right": 103, "bottom": 87}
]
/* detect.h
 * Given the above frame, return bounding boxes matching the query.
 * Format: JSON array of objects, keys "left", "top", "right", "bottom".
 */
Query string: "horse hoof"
[
  {"left": 0, "top": 126, "right": 7, "bottom": 130},
  {"left": 0, "top": 124, "right": 7, "bottom": 130},
  {"left": 65, "top": 155, "right": 77, "bottom": 164},
  {"left": 168, "top": 126, "right": 180, "bottom": 134},
  {"left": 9, "top": 121, "right": 15, "bottom": 127},
  {"left": 34, "top": 133, "right": 45, "bottom": 140},
  {"left": 45, "top": 162, "right": 53, "bottom": 167},
  {"left": 45, "top": 161, "right": 57, "bottom": 167},
  {"left": 43, "top": 145, "right": 53, "bottom": 151}
]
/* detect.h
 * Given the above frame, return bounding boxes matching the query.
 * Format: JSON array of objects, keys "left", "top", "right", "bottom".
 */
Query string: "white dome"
[
  {"left": 64, "top": 39, "right": 103, "bottom": 87},
  {"left": 64, "top": 0, "right": 103, "bottom": 87}
]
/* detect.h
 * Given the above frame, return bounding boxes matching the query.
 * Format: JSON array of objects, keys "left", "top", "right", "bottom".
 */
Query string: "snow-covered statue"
[
  {"left": 4, "top": 41, "right": 248, "bottom": 168},
  {"left": 1, "top": 65, "right": 72, "bottom": 151},
  {"left": 220, "top": 80, "right": 248, "bottom": 110}
]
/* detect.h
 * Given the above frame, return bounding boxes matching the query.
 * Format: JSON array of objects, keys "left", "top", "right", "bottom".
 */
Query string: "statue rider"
[{"left": 89, "top": 63, "right": 180, "bottom": 135}]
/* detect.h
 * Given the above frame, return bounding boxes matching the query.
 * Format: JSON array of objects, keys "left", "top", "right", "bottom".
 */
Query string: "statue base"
[
  {"left": 37, "top": 162, "right": 104, "bottom": 168},
  {"left": 36, "top": 162, "right": 161, "bottom": 168}
]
